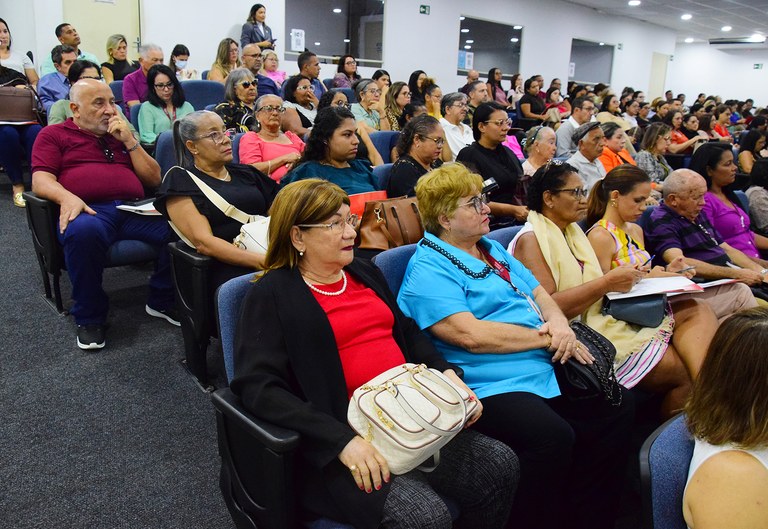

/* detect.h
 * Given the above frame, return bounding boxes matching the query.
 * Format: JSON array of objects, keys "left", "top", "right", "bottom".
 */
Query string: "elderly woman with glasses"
[
  {"left": 137, "top": 64, "right": 194, "bottom": 145},
  {"left": 239, "top": 94, "right": 305, "bottom": 183},
  {"left": 154, "top": 111, "right": 277, "bottom": 290},
  {"left": 456, "top": 102, "right": 528, "bottom": 228},
  {"left": 397, "top": 162, "right": 633, "bottom": 529},
  {"left": 635, "top": 122, "right": 674, "bottom": 186},
  {"left": 231, "top": 177, "right": 518, "bottom": 529},
  {"left": 386, "top": 115, "right": 444, "bottom": 197},
  {"left": 351, "top": 78, "right": 386, "bottom": 132},
  {"left": 282, "top": 74, "right": 318, "bottom": 137},
  {"left": 213, "top": 68, "right": 259, "bottom": 133},
  {"left": 510, "top": 162, "right": 716, "bottom": 418}
]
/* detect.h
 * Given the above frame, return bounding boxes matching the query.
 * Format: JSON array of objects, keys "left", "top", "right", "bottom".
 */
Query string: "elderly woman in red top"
[
  {"left": 230, "top": 178, "right": 518, "bottom": 529},
  {"left": 239, "top": 94, "right": 304, "bottom": 183}
]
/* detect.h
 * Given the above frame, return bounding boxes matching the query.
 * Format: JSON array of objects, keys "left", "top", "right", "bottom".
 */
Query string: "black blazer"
[
  {"left": 240, "top": 21, "right": 274, "bottom": 50},
  {"left": 230, "top": 258, "right": 455, "bottom": 528}
]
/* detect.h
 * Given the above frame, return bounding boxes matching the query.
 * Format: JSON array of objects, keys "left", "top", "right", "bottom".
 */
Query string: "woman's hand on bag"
[
  {"left": 443, "top": 369, "right": 483, "bottom": 427},
  {"left": 338, "top": 436, "right": 390, "bottom": 493},
  {"left": 540, "top": 320, "right": 593, "bottom": 365}
]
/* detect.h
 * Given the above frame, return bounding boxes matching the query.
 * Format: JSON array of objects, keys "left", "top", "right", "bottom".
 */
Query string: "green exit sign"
[
  {"left": 419, "top": 5, "right": 430, "bottom": 15},
  {"left": 754, "top": 63, "right": 764, "bottom": 70}
]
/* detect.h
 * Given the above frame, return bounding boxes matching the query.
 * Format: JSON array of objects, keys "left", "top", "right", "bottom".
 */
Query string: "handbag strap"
[{"left": 182, "top": 168, "right": 252, "bottom": 224}]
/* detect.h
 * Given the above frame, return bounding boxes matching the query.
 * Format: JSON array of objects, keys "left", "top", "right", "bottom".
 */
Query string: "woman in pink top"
[
  {"left": 692, "top": 142, "right": 768, "bottom": 260},
  {"left": 260, "top": 50, "right": 286, "bottom": 88},
  {"left": 239, "top": 94, "right": 304, "bottom": 183}
]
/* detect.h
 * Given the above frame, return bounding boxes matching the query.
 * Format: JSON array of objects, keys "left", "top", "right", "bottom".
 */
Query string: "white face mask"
[{"left": 175, "top": 60, "right": 188, "bottom": 69}]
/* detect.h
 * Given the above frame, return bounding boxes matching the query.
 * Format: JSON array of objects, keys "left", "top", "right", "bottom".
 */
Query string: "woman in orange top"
[
  {"left": 598, "top": 122, "right": 636, "bottom": 173},
  {"left": 664, "top": 111, "right": 707, "bottom": 155}
]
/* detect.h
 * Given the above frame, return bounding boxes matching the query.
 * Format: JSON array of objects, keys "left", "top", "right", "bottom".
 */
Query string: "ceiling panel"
[{"left": 562, "top": 0, "right": 768, "bottom": 42}]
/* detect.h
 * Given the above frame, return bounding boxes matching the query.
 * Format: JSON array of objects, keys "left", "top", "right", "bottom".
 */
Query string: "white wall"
[
  {"left": 667, "top": 43, "right": 768, "bottom": 107},
  {"left": 380, "top": 0, "right": 677, "bottom": 95},
  {"left": 0, "top": 0, "right": 63, "bottom": 68},
  {"left": 1, "top": 0, "right": 680, "bottom": 96}
]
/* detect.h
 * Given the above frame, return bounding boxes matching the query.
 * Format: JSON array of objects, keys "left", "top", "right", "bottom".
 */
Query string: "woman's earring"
[
  {"left": 299, "top": 250, "right": 304, "bottom": 257},
  {"left": 610, "top": 199, "right": 617, "bottom": 207}
]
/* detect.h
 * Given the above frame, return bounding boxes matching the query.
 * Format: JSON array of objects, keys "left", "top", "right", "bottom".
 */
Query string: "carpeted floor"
[{"left": 0, "top": 181, "right": 233, "bottom": 529}]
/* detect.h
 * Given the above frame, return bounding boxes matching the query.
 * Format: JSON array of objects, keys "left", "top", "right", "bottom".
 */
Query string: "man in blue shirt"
[
  {"left": 298, "top": 50, "right": 326, "bottom": 100},
  {"left": 37, "top": 45, "right": 77, "bottom": 113},
  {"left": 241, "top": 43, "right": 279, "bottom": 97}
]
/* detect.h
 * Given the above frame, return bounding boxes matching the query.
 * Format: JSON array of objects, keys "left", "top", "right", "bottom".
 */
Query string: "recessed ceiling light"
[
  {"left": 721, "top": 25, "right": 732, "bottom": 32},
  {"left": 343, "top": 38, "right": 350, "bottom": 43},
  {"left": 681, "top": 13, "right": 692, "bottom": 21},
  {"left": 461, "top": 28, "right": 469, "bottom": 33},
  {"left": 464, "top": 45, "right": 472, "bottom": 50},
  {"left": 599, "top": 42, "right": 605, "bottom": 46},
  {"left": 628, "top": 0, "right": 641, "bottom": 6},
  {"left": 332, "top": 8, "right": 341, "bottom": 13},
  {"left": 749, "top": 33, "right": 766, "bottom": 42},
  {"left": 684, "top": 37, "right": 694, "bottom": 43},
  {"left": 466, "top": 39, "right": 474, "bottom": 43},
  {"left": 513, "top": 25, "right": 523, "bottom": 30},
  {"left": 314, "top": 42, "right": 321, "bottom": 46},
  {"left": 460, "top": 16, "right": 465, "bottom": 20},
  {"left": 510, "top": 37, "right": 519, "bottom": 42}
]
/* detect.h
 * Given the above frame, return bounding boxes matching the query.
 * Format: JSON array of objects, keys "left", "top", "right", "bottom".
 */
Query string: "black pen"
[{"left": 676, "top": 266, "right": 696, "bottom": 274}]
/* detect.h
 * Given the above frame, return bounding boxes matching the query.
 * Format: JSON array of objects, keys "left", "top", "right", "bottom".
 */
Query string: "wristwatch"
[{"left": 760, "top": 268, "right": 768, "bottom": 275}]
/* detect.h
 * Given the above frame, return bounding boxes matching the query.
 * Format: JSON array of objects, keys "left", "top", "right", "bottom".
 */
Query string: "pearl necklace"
[{"left": 304, "top": 270, "right": 347, "bottom": 296}]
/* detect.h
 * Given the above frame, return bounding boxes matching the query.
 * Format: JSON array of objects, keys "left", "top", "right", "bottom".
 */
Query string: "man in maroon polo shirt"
[{"left": 32, "top": 79, "right": 177, "bottom": 350}]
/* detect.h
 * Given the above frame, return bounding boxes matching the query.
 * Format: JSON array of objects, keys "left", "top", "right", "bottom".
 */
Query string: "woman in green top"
[
  {"left": 350, "top": 79, "right": 385, "bottom": 132},
  {"left": 137, "top": 64, "right": 194, "bottom": 144}
]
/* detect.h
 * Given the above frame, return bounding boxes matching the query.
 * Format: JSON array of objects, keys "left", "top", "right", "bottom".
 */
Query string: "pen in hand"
[
  {"left": 639, "top": 255, "right": 655, "bottom": 268},
  {"left": 676, "top": 266, "right": 696, "bottom": 274}
]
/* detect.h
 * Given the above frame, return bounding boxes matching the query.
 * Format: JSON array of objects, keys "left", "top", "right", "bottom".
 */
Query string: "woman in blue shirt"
[
  {"left": 282, "top": 106, "right": 379, "bottom": 195},
  {"left": 397, "top": 162, "right": 634, "bottom": 529}
]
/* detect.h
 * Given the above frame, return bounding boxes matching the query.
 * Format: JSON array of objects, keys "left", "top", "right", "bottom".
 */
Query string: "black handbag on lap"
[
  {"left": 602, "top": 294, "right": 666, "bottom": 328},
  {"left": 554, "top": 321, "right": 622, "bottom": 406}
]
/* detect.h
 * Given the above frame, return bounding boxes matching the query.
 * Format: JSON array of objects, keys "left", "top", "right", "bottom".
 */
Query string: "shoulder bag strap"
[{"left": 183, "top": 168, "right": 252, "bottom": 224}]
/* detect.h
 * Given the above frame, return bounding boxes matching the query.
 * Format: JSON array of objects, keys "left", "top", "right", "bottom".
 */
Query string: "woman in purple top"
[{"left": 691, "top": 142, "right": 768, "bottom": 260}]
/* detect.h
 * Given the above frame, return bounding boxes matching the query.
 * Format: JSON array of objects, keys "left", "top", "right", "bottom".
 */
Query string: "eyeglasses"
[
  {"left": 451, "top": 102, "right": 468, "bottom": 108},
  {"left": 418, "top": 135, "right": 445, "bottom": 147},
  {"left": 401, "top": 91, "right": 412, "bottom": 97},
  {"left": 485, "top": 118, "right": 513, "bottom": 128},
  {"left": 458, "top": 193, "right": 489, "bottom": 214},
  {"left": 344, "top": 60, "right": 357, "bottom": 65},
  {"left": 366, "top": 88, "right": 382, "bottom": 95},
  {"left": 295, "top": 85, "right": 312, "bottom": 91},
  {"left": 154, "top": 82, "right": 174, "bottom": 90},
  {"left": 553, "top": 187, "right": 589, "bottom": 199},
  {"left": 98, "top": 137, "right": 114, "bottom": 163},
  {"left": 258, "top": 105, "right": 286, "bottom": 114},
  {"left": 297, "top": 214, "right": 359, "bottom": 233},
  {"left": 661, "top": 136, "right": 672, "bottom": 142},
  {"left": 333, "top": 101, "right": 351, "bottom": 109},
  {"left": 195, "top": 128, "right": 237, "bottom": 145},
  {"left": 240, "top": 81, "right": 257, "bottom": 89}
]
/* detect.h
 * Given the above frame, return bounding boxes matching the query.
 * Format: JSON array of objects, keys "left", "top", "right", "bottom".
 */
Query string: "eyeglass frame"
[
  {"left": 257, "top": 105, "right": 286, "bottom": 114},
  {"left": 240, "top": 80, "right": 257, "bottom": 89},
  {"left": 484, "top": 118, "right": 513, "bottom": 128},
  {"left": 552, "top": 187, "right": 589, "bottom": 199},
  {"left": 194, "top": 128, "right": 237, "bottom": 145},
  {"left": 297, "top": 214, "right": 359, "bottom": 232},
  {"left": 154, "top": 82, "right": 174, "bottom": 90},
  {"left": 458, "top": 193, "right": 490, "bottom": 214},
  {"left": 417, "top": 134, "right": 445, "bottom": 147}
]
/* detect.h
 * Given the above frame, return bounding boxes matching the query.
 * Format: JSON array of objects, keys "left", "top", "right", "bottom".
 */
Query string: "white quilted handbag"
[
  {"left": 347, "top": 363, "right": 478, "bottom": 475},
  {"left": 232, "top": 216, "right": 270, "bottom": 254}
]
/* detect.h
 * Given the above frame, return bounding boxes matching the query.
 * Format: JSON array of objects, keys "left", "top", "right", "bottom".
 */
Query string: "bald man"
[
  {"left": 241, "top": 43, "right": 279, "bottom": 97},
  {"left": 458, "top": 69, "right": 479, "bottom": 95},
  {"left": 31, "top": 79, "right": 177, "bottom": 350},
  {"left": 644, "top": 169, "right": 758, "bottom": 316}
]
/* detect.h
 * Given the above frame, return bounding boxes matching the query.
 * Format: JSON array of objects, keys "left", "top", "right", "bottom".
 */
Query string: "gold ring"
[{"left": 349, "top": 465, "right": 358, "bottom": 473}]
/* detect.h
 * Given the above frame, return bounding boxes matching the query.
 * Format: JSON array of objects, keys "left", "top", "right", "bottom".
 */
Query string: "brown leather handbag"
[
  {"left": 357, "top": 196, "right": 424, "bottom": 250},
  {"left": 0, "top": 79, "right": 45, "bottom": 124}
]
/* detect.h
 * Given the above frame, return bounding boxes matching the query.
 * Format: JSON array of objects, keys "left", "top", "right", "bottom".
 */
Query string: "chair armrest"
[
  {"left": 22, "top": 191, "right": 64, "bottom": 273},
  {"left": 212, "top": 388, "right": 300, "bottom": 452}
]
